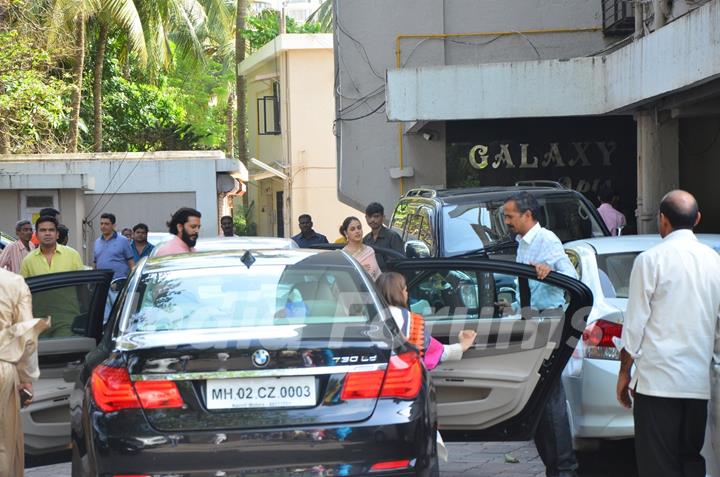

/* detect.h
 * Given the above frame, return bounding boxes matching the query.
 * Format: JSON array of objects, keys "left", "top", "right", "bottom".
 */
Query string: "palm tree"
[
  {"left": 95, "top": 0, "right": 233, "bottom": 152},
  {"left": 235, "top": 0, "right": 248, "bottom": 165},
  {"left": 49, "top": 0, "right": 147, "bottom": 152},
  {"left": 306, "top": 0, "right": 331, "bottom": 33},
  {"left": 92, "top": 0, "right": 147, "bottom": 151}
]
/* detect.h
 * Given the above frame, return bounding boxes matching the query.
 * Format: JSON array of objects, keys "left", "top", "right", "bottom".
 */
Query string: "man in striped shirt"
[{"left": 0, "top": 220, "right": 35, "bottom": 274}]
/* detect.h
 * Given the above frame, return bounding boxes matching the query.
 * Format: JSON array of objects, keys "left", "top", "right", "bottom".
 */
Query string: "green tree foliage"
[
  {"left": 0, "top": 0, "right": 323, "bottom": 155},
  {"left": 306, "top": 0, "right": 332, "bottom": 33},
  {"left": 0, "top": 30, "right": 70, "bottom": 153},
  {"left": 167, "top": 52, "right": 235, "bottom": 149},
  {"left": 80, "top": 39, "right": 208, "bottom": 152},
  {"left": 243, "top": 9, "right": 322, "bottom": 52}
]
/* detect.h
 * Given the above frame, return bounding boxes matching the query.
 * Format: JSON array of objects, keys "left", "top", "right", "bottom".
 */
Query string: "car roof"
[
  {"left": 402, "top": 186, "right": 584, "bottom": 206},
  {"left": 565, "top": 234, "right": 720, "bottom": 255},
  {"left": 141, "top": 248, "right": 348, "bottom": 274},
  {"left": 194, "top": 236, "right": 298, "bottom": 252}
]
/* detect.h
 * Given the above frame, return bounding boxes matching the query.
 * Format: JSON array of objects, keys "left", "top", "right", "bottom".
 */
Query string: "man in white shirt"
[
  {"left": 504, "top": 192, "right": 578, "bottom": 477},
  {"left": 617, "top": 190, "right": 720, "bottom": 477}
]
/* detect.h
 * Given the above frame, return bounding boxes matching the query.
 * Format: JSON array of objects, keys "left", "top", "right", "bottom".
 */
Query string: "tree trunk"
[
  {"left": 0, "top": 129, "right": 8, "bottom": 155},
  {"left": 93, "top": 21, "right": 108, "bottom": 152},
  {"left": 235, "top": 0, "right": 247, "bottom": 167},
  {"left": 68, "top": 14, "right": 86, "bottom": 153},
  {"left": 225, "top": 90, "right": 235, "bottom": 157}
]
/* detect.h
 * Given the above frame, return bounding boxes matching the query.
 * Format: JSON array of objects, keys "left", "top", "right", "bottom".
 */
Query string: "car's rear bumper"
[
  {"left": 87, "top": 399, "right": 434, "bottom": 477},
  {"left": 563, "top": 358, "right": 634, "bottom": 439}
]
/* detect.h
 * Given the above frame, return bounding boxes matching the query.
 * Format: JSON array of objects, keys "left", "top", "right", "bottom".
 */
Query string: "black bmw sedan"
[
  {"left": 25, "top": 247, "right": 591, "bottom": 476},
  {"left": 69, "top": 249, "right": 439, "bottom": 477}
]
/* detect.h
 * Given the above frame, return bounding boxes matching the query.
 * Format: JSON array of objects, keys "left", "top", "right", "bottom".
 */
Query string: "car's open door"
[
  {"left": 22, "top": 270, "right": 113, "bottom": 455},
  {"left": 390, "top": 258, "right": 592, "bottom": 441}
]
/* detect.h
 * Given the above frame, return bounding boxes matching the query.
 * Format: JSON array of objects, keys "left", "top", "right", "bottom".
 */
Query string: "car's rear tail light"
[
  {"left": 340, "top": 369, "right": 384, "bottom": 400},
  {"left": 369, "top": 459, "right": 412, "bottom": 472},
  {"left": 92, "top": 365, "right": 142, "bottom": 412},
  {"left": 134, "top": 380, "right": 184, "bottom": 409},
  {"left": 582, "top": 319, "right": 622, "bottom": 360},
  {"left": 380, "top": 352, "right": 422, "bottom": 398},
  {"left": 92, "top": 365, "right": 183, "bottom": 412},
  {"left": 341, "top": 351, "right": 422, "bottom": 400}
]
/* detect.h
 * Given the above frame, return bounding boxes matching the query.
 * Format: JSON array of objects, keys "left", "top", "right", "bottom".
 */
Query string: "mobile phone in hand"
[{"left": 19, "top": 388, "right": 33, "bottom": 407}]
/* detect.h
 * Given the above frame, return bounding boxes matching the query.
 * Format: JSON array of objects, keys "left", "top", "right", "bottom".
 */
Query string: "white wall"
[{"left": 0, "top": 153, "right": 240, "bottom": 260}]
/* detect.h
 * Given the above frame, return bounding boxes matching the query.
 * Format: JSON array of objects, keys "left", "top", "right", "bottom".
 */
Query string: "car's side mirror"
[
  {"left": 405, "top": 240, "right": 431, "bottom": 258},
  {"left": 497, "top": 287, "right": 517, "bottom": 305},
  {"left": 458, "top": 284, "right": 478, "bottom": 308}
]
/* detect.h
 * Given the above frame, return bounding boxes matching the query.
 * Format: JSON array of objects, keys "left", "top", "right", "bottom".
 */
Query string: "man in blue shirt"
[
  {"left": 130, "top": 223, "right": 154, "bottom": 262},
  {"left": 94, "top": 213, "right": 135, "bottom": 279},
  {"left": 291, "top": 214, "right": 328, "bottom": 248},
  {"left": 504, "top": 192, "right": 578, "bottom": 477}
]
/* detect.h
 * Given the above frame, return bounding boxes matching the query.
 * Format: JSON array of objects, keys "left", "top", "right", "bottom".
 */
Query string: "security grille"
[{"left": 602, "top": 0, "right": 635, "bottom": 35}]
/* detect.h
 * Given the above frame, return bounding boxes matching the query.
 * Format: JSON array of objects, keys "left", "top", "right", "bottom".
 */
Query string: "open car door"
[
  {"left": 22, "top": 270, "right": 113, "bottom": 456},
  {"left": 390, "top": 258, "right": 592, "bottom": 441}
]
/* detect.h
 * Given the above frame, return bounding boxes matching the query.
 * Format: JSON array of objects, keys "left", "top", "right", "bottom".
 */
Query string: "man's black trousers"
[{"left": 633, "top": 392, "right": 708, "bottom": 477}]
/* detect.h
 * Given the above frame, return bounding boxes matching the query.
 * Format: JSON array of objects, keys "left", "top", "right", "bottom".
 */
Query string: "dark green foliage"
[{"left": 0, "top": 30, "right": 71, "bottom": 153}]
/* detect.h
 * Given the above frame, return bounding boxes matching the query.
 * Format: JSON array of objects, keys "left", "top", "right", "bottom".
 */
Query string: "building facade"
[
  {"left": 240, "top": 33, "right": 361, "bottom": 241},
  {"left": 336, "top": 0, "right": 720, "bottom": 233},
  {"left": 0, "top": 151, "right": 246, "bottom": 263}
]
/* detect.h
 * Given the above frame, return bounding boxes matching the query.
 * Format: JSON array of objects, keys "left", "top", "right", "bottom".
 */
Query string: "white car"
[
  {"left": 146, "top": 231, "right": 174, "bottom": 247},
  {"left": 562, "top": 234, "right": 720, "bottom": 448},
  {"left": 194, "top": 236, "right": 298, "bottom": 252},
  {"left": 148, "top": 236, "right": 298, "bottom": 257}
]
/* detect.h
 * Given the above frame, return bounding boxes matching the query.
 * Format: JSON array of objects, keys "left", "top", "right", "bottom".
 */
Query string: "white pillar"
[{"left": 635, "top": 111, "right": 679, "bottom": 234}]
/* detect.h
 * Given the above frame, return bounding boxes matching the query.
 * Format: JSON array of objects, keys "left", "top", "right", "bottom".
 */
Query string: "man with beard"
[{"left": 155, "top": 207, "right": 202, "bottom": 257}]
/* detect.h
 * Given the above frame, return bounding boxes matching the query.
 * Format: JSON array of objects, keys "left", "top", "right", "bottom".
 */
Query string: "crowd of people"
[{"left": 0, "top": 190, "right": 718, "bottom": 476}]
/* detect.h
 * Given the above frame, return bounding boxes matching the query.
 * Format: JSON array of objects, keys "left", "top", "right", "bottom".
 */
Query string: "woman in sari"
[{"left": 341, "top": 216, "right": 381, "bottom": 280}]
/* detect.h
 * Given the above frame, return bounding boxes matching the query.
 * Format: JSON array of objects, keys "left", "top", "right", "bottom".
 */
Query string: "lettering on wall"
[{"left": 446, "top": 116, "right": 637, "bottom": 231}]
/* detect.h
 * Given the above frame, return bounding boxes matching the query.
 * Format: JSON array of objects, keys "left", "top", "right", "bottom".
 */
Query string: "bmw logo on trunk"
[{"left": 252, "top": 349, "right": 270, "bottom": 368}]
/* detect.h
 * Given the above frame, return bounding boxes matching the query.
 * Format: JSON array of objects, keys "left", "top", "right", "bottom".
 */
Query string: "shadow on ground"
[{"left": 577, "top": 439, "right": 637, "bottom": 477}]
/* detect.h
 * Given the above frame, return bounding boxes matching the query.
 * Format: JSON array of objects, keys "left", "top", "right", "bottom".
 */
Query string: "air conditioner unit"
[{"left": 602, "top": 0, "right": 635, "bottom": 35}]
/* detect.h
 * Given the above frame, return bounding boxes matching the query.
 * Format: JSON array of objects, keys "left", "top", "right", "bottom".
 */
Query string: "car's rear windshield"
[
  {"left": 442, "top": 194, "right": 606, "bottom": 256},
  {"left": 596, "top": 252, "right": 638, "bottom": 299},
  {"left": 122, "top": 263, "right": 379, "bottom": 333}
]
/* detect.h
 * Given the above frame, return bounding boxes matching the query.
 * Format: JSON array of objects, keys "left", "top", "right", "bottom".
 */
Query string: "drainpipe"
[
  {"left": 634, "top": 0, "right": 644, "bottom": 39},
  {"left": 652, "top": 0, "right": 667, "bottom": 30}
]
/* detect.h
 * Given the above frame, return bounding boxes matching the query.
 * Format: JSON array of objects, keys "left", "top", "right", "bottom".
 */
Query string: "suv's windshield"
[
  {"left": 442, "top": 194, "right": 606, "bottom": 256},
  {"left": 121, "top": 264, "right": 379, "bottom": 333}
]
